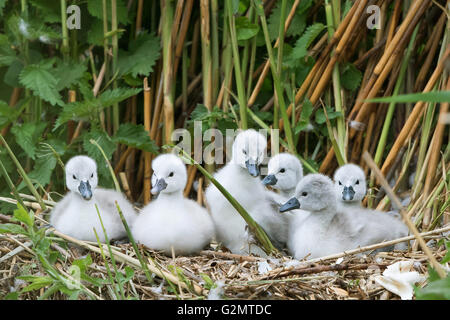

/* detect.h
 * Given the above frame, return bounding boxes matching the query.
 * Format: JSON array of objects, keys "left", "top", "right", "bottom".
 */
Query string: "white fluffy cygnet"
[
  {"left": 131, "top": 154, "right": 215, "bottom": 256},
  {"left": 280, "top": 174, "right": 409, "bottom": 260},
  {"left": 262, "top": 152, "right": 304, "bottom": 200},
  {"left": 333, "top": 163, "right": 367, "bottom": 208},
  {"left": 50, "top": 156, "right": 137, "bottom": 242},
  {"left": 205, "top": 129, "right": 289, "bottom": 256}
]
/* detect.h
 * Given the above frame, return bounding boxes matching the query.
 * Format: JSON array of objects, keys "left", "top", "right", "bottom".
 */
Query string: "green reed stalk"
[
  {"left": 0, "top": 135, "right": 46, "bottom": 210},
  {"left": 0, "top": 154, "right": 26, "bottom": 209},
  {"left": 374, "top": 25, "right": 419, "bottom": 166},
  {"left": 211, "top": 0, "right": 220, "bottom": 101},
  {"left": 111, "top": 0, "right": 119, "bottom": 133},
  {"left": 255, "top": 0, "right": 295, "bottom": 153},
  {"left": 94, "top": 206, "right": 124, "bottom": 299},
  {"left": 326, "top": 0, "right": 346, "bottom": 158},
  {"left": 273, "top": 0, "right": 287, "bottom": 130},
  {"left": 226, "top": 0, "right": 248, "bottom": 129},
  {"left": 60, "top": 0, "right": 69, "bottom": 60},
  {"left": 221, "top": 7, "right": 233, "bottom": 111}
]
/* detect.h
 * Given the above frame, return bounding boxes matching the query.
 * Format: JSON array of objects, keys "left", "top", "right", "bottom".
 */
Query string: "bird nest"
[{"left": 1, "top": 219, "right": 448, "bottom": 300}]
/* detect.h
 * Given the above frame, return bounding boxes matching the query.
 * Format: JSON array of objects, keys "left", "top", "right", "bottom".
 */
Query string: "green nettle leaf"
[
  {"left": 288, "top": 23, "right": 325, "bottom": 62},
  {"left": 268, "top": 0, "right": 313, "bottom": 40},
  {"left": 54, "top": 60, "right": 87, "bottom": 91},
  {"left": 235, "top": 16, "right": 259, "bottom": 41},
  {"left": 29, "top": 0, "right": 61, "bottom": 23},
  {"left": 187, "top": 104, "right": 237, "bottom": 134},
  {"left": 340, "top": 63, "right": 362, "bottom": 91},
  {"left": 55, "top": 87, "right": 142, "bottom": 129},
  {"left": 19, "top": 61, "right": 64, "bottom": 106},
  {"left": 118, "top": 33, "right": 161, "bottom": 78},
  {"left": 26, "top": 140, "right": 66, "bottom": 187},
  {"left": 97, "top": 87, "right": 143, "bottom": 108},
  {"left": 11, "top": 122, "right": 47, "bottom": 160},
  {"left": 112, "top": 123, "right": 159, "bottom": 154},
  {"left": 315, "top": 106, "right": 342, "bottom": 125},
  {"left": 88, "top": 0, "right": 129, "bottom": 25},
  {"left": 86, "top": 18, "right": 105, "bottom": 46}
]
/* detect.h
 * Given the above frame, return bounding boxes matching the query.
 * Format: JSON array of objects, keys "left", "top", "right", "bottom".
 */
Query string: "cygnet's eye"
[
  {"left": 242, "top": 149, "right": 247, "bottom": 155},
  {"left": 279, "top": 168, "right": 285, "bottom": 173},
  {"left": 301, "top": 192, "right": 308, "bottom": 197},
  {"left": 355, "top": 180, "right": 360, "bottom": 185},
  {"left": 72, "top": 174, "right": 77, "bottom": 180},
  {"left": 338, "top": 181, "right": 342, "bottom": 186},
  {"left": 91, "top": 173, "right": 94, "bottom": 178},
  {"left": 168, "top": 172, "right": 174, "bottom": 177}
]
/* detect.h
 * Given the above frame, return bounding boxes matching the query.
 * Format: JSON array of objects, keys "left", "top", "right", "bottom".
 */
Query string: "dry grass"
[{"left": 0, "top": 203, "right": 448, "bottom": 300}]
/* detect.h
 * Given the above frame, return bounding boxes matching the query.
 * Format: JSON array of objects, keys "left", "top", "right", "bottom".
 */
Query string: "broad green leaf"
[
  {"left": 98, "top": 87, "right": 143, "bottom": 107},
  {"left": 86, "top": 18, "right": 105, "bottom": 46},
  {"left": 268, "top": 0, "right": 313, "bottom": 40},
  {"left": 13, "top": 204, "right": 34, "bottom": 228},
  {"left": 19, "top": 276, "right": 54, "bottom": 293},
  {"left": 55, "top": 87, "right": 142, "bottom": 129},
  {"left": 118, "top": 33, "right": 160, "bottom": 78},
  {"left": 88, "top": 0, "right": 129, "bottom": 25},
  {"left": 19, "top": 60, "right": 64, "bottom": 106},
  {"left": 11, "top": 122, "right": 47, "bottom": 160},
  {"left": 112, "top": 123, "right": 159, "bottom": 154},
  {"left": 340, "top": 63, "right": 362, "bottom": 91},
  {"left": 235, "top": 16, "right": 259, "bottom": 41},
  {"left": 29, "top": 0, "right": 61, "bottom": 23},
  {"left": 288, "top": 23, "right": 325, "bottom": 62},
  {"left": 72, "top": 254, "right": 93, "bottom": 273},
  {"left": 0, "top": 223, "right": 28, "bottom": 235},
  {"left": 415, "top": 275, "right": 450, "bottom": 300},
  {"left": 315, "top": 106, "right": 342, "bottom": 124},
  {"left": 54, "top": 59, "right": 87, "bottom": 91},
  {"left": 366, "top": 91, "right": 450, "bottom": 104},
  {"left": 26, "top": 141, "right": 66, "bottom": 187}
]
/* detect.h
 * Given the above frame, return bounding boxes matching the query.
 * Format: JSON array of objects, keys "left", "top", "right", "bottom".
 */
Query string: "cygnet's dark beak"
[
  {"left": 78, "top": 181, "right": 92, "bottom": 200},
  {"left": 245, "top": 159, "right": 260, "bottom": 177},
  {"left": 342, "top": 186, "right": 355, "bottom": 201},
  {"left": 151, "top": 178, "right": 168, "bottom": 195},
  {"left": 262, "top": 174, "right": 277, "bottom": 186},
  {"left": 279, "top": 197, "right": 300, "bottom": 212}
]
